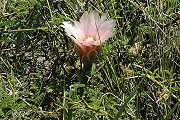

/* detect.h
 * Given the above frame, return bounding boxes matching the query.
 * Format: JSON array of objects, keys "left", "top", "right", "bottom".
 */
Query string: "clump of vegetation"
[{"left": 0, "top": 0, "right": 179, "bottom": 119}]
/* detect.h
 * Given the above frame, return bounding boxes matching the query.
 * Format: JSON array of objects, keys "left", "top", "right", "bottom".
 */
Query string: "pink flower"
[{"left": 61, "top": 11, "right": 115, "bottom": 64}]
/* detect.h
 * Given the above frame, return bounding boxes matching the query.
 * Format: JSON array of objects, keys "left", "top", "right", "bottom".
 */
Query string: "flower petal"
[
  {"left": 80, "top": 11, "right": 88, "bottom": 24},
  {"left": 86, "top": 12, "right": 98, "bottom": 38},
  {"left": 74, "top": 43, "right": 86, "bottom": 57},
  {"left": 99, "top": 30, "right": 114, "bottom": 42},
  {"left": 79, "top": 11, "right": 88, "bottom": 36},
  {"left": 95, "top": 13, "right": 107, "bottom": 28},
  {"left": 61, "top": 22, "right": 75, "bottom": 36},
  {"left": 97, "top": 20, "right": 116, "bottom": 41},
  {"left": 74, "top": 42, "right": 94, "bottom": 56},
  {"left": 74, "top": 21, "right": 86, "bottom": 42},
  {"left": 61, "top": 22, "right": 81, "bottom": 42}
]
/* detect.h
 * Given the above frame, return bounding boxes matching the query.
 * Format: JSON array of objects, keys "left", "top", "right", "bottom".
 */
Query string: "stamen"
[{"left": 84, "top": 37, "right": 94, "bottom": 42}]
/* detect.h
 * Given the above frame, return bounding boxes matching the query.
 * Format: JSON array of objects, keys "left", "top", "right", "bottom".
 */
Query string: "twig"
[{"left": 2, "top": 28, "right": 48, "bottom": 33}]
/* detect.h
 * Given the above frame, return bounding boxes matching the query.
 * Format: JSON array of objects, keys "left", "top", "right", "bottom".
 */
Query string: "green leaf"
[
  {"left": 164, "top": 101, "right": 180, "bottom": 120},
  {"left": 115, "top": 79, "right": 143, "bottom": 119},
  {"left": 170, "top": 87, "right": 180, "bottom": 91}
]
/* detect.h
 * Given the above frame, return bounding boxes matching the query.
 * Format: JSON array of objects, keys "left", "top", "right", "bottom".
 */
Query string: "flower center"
[{"left": 84, "top": 37, "right": 94, "bottom": 42}]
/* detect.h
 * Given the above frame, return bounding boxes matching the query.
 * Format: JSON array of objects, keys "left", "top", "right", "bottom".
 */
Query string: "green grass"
[{"left": 0, "top": 0, "right": 179, "bottom": 119}]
